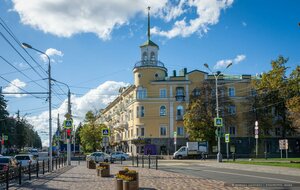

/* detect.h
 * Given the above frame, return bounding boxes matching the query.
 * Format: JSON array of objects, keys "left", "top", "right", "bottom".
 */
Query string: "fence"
[
  {"left": 0, "top": 157, "right": 67, "bottom": 190},
  {"left": 114, "top": 155, "right": 158, "bottom": 170}
]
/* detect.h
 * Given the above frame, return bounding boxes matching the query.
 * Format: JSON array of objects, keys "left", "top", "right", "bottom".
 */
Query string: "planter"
[
  {"left": 116, "top": 179, "right": 123, "bottom": 190},
  {"left": 123, "top": 180, "right": 138, "bottom": 190},
  {"left": 87, "top": 160, "right": 96, "bottom": 169},
  {"left": 118, "top": 170, "right": 127, "bottom": 175},
  {"left": 100, "top": 168, "right": 110, "bottom": 177}
]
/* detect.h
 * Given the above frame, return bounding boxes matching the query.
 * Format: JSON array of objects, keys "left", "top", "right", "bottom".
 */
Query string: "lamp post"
[
  {"left": 52, "top": 79, "right": 72, "bottom": 166},
  {"left": 204, "top": 63, "right": 232, "bottom": 162},
  {"left": 22, "top": 42, "right": 53, "bottom": 171}
]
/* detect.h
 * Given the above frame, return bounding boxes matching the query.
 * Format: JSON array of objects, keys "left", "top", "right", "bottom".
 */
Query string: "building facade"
[{"left": 97, "top": 12, "right": 300, "bottom": 157}]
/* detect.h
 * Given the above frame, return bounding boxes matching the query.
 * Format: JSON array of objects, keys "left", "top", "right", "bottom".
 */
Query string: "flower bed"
[{"left": 115, "top": 167, "right": 139, "bottom": 190}]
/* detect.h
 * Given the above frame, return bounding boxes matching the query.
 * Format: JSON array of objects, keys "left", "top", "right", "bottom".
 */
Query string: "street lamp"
[
  {"left": 22, "top": 42, "right": 53, "bottom": 171},
  {"left": 52, "top": 79, "right": 72, "bottom": 166},
  {"left": 204, "top": 62, "right": 232, "bottom": 162}
]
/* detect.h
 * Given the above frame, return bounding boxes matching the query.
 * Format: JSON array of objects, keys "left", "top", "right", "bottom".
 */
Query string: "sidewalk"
[{"left": 11, "top": 161, "right": 259, "bottom": 190}]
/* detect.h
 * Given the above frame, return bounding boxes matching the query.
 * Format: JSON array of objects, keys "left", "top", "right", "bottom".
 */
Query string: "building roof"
[{"left": 140, "top": 39, "right": 159, "bottom": 48}]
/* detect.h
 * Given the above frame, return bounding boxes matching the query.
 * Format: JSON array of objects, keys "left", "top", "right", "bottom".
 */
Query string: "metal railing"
[
  {"left": 114, "top": 155, "right": 158, "bottom": 170},
  {"left": 0, "top": 157, "right": 67, "bottom": 189}
]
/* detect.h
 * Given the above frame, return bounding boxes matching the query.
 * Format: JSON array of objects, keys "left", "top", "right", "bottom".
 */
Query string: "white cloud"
[
  {"left": 12, "top": 0, "right": 232, "bottom": 40},
  {"left": 12, "top": 0, "right": 167, "bottom": 40},
  {"left": 2, "top": 79, "right": 27, "bottom": 97},
  {"left": 40, "top": 48, "right": 63, "bottom": 63},
  {"left": 214, "top": 54, "right": 246, "bottom": 69},
  {"left": 152, "top": 0, "right": 234, "bottom": 39},
  {"left": 27, "top": 81, "right": 129, "bottom": 146}
]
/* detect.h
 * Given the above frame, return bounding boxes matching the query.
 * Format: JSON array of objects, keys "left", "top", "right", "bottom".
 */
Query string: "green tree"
[
  {"left": 79, "top": 111, "right": 105, "bottom": 152},
  {"left": 253, "top": 56, "right": 293, "bottom": 137},
  {"left": 184, "top": 82, "right": 235, "bottom": 151}
]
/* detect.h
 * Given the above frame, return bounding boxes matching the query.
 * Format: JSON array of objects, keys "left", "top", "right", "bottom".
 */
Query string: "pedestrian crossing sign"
[
  {"left": 214, "top": 117, "right": 223, "bottom": 127},
  {"left": 102, "top": 128, "right": 110, "bottom": 137},
  {"left": 63, "top": 119, "right": 73, "bottom": 129}
]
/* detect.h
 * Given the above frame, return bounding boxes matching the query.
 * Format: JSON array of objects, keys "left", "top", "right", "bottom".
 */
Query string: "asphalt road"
[{"left": 156, "top": 160, "right": 300, "bottom": 190}]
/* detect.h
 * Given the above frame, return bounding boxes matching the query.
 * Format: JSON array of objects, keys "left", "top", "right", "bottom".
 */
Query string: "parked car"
[
  {"left": 110, "top": 151, "right": 129, "bottom": 160},
  {"left": 0, "top": 156, "right": 19, "bottom": 171},
  {"left": 28, "top": 149, "right": 39, "bottom": 157},
  {"left": 86, "top": 152, "right": 113, "bottom": 163},
  {"left": 15, "top": 154, "right": 37, "bottom": 167}
]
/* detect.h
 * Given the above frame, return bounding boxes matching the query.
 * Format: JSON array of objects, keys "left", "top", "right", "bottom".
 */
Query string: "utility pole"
[
  {"left": 67, "top": 89, "right": 71, "bottom": 165},
  {"left": 57, "top": 114, "right": 60, "bottom": 157}
]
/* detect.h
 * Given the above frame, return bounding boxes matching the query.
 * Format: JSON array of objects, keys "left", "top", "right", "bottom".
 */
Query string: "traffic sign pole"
[{"left": 174, "top": 132, "right": 177, "bottom": 152}]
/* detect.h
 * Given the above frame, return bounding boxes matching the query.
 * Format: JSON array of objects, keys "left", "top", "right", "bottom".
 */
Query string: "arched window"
[
  {"left": 150, "top": 52, "right": 155, "bottom": 62},
  {"left": 176, "top": 105, "right": 184, "bottom": 120},
  {"left": 142, "top": 52, "right": 147, "bottom": 61},
  {"left": 160, "top": 106, "right": 166, "bottom": 116}
]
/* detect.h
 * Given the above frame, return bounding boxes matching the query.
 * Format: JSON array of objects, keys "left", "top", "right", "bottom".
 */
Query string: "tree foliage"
[
  {"left": 79, "top": 111, "right": 106, "bottom": 152},
  {"left": 184, "top": 82, "right": 236, "bottom": 150},
  {"left": 252, "top": 56, "right": 300, "bottom": 135}
]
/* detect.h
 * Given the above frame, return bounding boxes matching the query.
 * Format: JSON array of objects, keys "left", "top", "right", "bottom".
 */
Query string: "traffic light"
[{"left": 66, "top": 129, "right": 72, "bottom": 139}]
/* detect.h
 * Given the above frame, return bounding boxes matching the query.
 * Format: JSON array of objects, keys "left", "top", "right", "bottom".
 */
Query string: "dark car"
[{"left": 0, "top": 156, "right": 19, "bottom": 171}]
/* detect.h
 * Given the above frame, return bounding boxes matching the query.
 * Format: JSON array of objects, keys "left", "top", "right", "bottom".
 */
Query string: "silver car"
[
  {"left": 86, "top": 152, "right": 112, "bottom": 163},
  {"left": 15, "top": 154, "right": 37, "bottom": 166},
  {"left": 110, "top": 151, "right": 129, "bottom": 160}
]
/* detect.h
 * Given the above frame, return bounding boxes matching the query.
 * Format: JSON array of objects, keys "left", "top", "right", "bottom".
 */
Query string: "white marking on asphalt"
[{"left": 202, "top": 169, "right": 300, "bottom": 183}]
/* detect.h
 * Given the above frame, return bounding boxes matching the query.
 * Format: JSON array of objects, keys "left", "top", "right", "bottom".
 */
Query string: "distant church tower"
[{"left": 133, "top": 7, "right": 167, "bottom": 87}]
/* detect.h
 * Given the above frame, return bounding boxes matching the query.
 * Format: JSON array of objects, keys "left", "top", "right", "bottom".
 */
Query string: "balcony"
[
  {"left": 134, "top": 60, "right": 167, "bottom": 70},
  {"left": 175, "top": 95, "right": 185, "bottom": 101},
  {"left": 176, "top": 115, "right": 184, "bottom": 121}
]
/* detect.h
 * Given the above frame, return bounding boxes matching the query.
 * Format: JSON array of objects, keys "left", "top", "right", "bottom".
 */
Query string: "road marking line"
[{"left": 202, "top": 169, "right": 300, "bottom": 183}]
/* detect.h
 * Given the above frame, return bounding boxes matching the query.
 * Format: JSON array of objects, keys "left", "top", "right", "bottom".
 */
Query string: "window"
[
  {"left": 136, "top": 106, "right": 145, "bottom": 118},
  {"left": 141, "top": 106, "right": 145, "bottom": 117},
  {"left": 136, "top": 128, "right": 139, "bottom": 137},
  {"left": 228, "top": 105, "right": 236, "bottom": 115},
  {"left": 229, "top": 126, "right": 236, "bottom": 135},
  {"left": 142, "top": 52, "right": 147, "bottom": 61},
  {"left": 177, "top": 127, "right": 184, "bottom": 136},
  {"left": 228, "top": 87, "right": 235, "bottom": 97},
  {"left": 192, "top": 88, "right": 201, "bottom": 96},
  {"left": 141, "top": 128, "right": 145, "bottom": 136},
  {"left": 160, "top": 126, "right": 167, "bottom": 136},
  {"left": 176, "top": 87, "right": 185, "bottom": 101},
  {"left": 250, "top": 88, "right": 257, "bottom": 96},
  {"left": 131, "top": 129, "right": 133, "bottom": 138},
  {"left": 150, "top": 52, "right": 155, "bottom": 61},
  {"left": 160, "top": 88, "right": 167, "bottom": 98},
  {"left": 137, "top": 87, "right": 147, "bottom": 99},
  {"left": 160, "top": 106, "right": 166, "bottom": 116},
  {"left": 176, "top": 105, "right": 184, "bottom": 120}
]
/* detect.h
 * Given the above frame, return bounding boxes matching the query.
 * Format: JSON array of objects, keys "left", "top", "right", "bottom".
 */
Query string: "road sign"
[
  {"left": 225, "top": 134, "right": 230, "bottom": 143},
  {"left": 102, "top": 128, "right": 110, "bottom": 136},
  {"left": 255, "top": 134, "right": 258, "bottom": 139},
  {"left": 3, "top": 135, "right": 8, "bottom": 141},
  {"left": 255, "top": 129, "right": 259, "bottom": 135},
  {"left": 63, "top": 119, "right": 73, "bottom": 129},
  {"left": 279, "top": 139, "right": 288, "bottom": 150},
  {"left": 255, "top": 126, "right": 258, "bottom": 130},
  {"left": 214, "top": 117, "right": 223, "bottom": 127},
  {"left": 174, "top": 131, "right": 177, "bottom": 137}
]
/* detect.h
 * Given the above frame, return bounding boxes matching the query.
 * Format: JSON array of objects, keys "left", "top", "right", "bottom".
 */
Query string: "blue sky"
[{"left": 0, "top": 0, "right": 299, "bottom": 146}]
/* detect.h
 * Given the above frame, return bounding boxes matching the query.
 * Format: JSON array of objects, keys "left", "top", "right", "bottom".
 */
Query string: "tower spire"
[{"left": 147, "top": 6, "right": 150, "bottom": 41}]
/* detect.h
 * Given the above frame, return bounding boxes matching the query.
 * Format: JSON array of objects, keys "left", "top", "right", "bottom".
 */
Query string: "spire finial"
[{"left": 147, "top": 6, "right": 151, "bottom": 41}]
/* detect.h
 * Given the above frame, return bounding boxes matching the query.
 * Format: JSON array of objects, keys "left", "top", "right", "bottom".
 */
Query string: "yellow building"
[{"left": 97, "top": 10, "right": 261, "bottom": 156}]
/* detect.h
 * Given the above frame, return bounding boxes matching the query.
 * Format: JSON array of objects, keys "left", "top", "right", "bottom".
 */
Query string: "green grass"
[{"left": 225, "top": 159, "right": 300, "bottom": 169}]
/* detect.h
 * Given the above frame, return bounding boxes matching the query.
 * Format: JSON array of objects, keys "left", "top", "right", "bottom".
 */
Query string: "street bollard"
[
  {"left": 29, "top": 162, "right": 31, "bottom": 181},
  {"left": 59, "top": 157, "right": 60, "bottom": 168},
  {"left": 48, "top": 159, "right": 50, "bottom": 173},
  {"left": 121, "top": 157, "right": 123, "bottom": 165},
  {"left": 142, "top": 155, "right": 144, "bottom": 168},
  {"left": 6, "top": 166, "right": 9, "bottom": 190},
  {"left": 156, "top": 156, "right": 158, "bottom": 170},
  {"left": 36, "top": 161, "right": 39, "bottom": 178},
  {"left": 136, "top": 155, "right": 139, "bottom": 167},
  {"left": 56, "top": 158, "right": 57, "bottom": 170},
  {"left": 43, "top": 160, "right": 45, "bottom": 175},
  {"left": 232, "top": 152, "right": 236, "bottom": 162},
  {"left": 19, "top": 163, "right": 22, "bottom": 185},
  {"left": 148, "top": 155, "right": 150, "bottom": 169}
]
